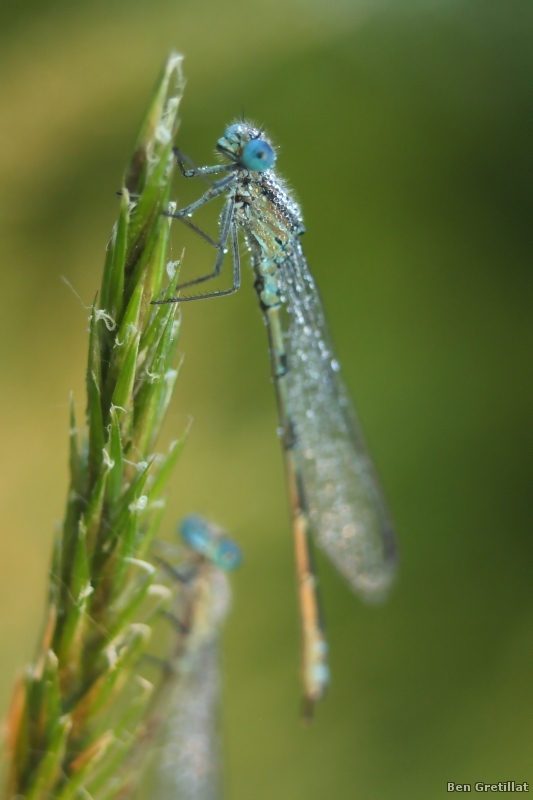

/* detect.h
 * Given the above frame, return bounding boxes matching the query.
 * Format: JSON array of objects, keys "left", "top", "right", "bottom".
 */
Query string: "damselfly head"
[
  {"left": 217, "top": 122, "right": 276, "bottom": 172},
  {"left": 179, "top": 514, "right": 242, "bottom": 571}
]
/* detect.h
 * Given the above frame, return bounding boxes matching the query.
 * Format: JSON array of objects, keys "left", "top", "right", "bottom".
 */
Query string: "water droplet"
[{"left": 331, "top": 359, "right": 340, "bottom": 372}]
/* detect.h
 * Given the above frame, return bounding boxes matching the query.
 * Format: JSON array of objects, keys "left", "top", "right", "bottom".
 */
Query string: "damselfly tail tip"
[{"left": 300, "top": 697, "right": 316, "bottom": 726}]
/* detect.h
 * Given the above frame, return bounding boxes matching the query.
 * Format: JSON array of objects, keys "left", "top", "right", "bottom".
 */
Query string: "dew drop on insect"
[
  {"left": 331, "top": 359, "right": 340, "bottom": 372},
  {"left": 223, "top": 248, "right": 228, "bottom": 254}
]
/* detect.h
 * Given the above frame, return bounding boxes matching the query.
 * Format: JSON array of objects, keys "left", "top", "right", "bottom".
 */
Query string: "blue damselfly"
[
  {"left": 153, "top": 516, "right": 241, "bottom": 800},
  {"left": 152, "top": 122, "right": 397, "bottom": 714}
]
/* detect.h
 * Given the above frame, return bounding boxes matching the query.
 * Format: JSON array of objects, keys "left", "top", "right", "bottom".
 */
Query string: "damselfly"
[
  {"left": 153, "top": 516, "right": 241, "bottom": 800},
  {"left": 152, "top": 122, "right": 397, "bottom": 714}
]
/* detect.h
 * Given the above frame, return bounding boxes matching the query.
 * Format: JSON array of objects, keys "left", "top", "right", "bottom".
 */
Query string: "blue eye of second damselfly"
[
  {"left": 215, "top": 539, "right": 242, "bottom": 571},
  {"left": 179, "top": 514, "right": 242, "bottom": 572},
  {"left": 240, "top": 139, "right": 276, "bottom": 172}
]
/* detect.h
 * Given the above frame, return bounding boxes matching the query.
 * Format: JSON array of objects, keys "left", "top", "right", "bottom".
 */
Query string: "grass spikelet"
[{"left": 5, "top": 52, "right": 188, "bottom": 800}]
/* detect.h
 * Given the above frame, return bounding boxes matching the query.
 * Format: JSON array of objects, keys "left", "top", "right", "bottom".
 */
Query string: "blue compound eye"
[
  {"left": 179, "top": 515, "right": 210, "bottom": 553},
  {"left": 215, "top": 539, "right": 243, "bottom": 571},
  {"left": 179, "top": 515, "right": 242, "bottom": 572},
  {"left": 241, "top": 138, "right": 276, "bottom": 171}
]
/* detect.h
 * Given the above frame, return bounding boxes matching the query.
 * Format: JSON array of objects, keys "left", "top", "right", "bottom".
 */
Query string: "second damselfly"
[{"left": 152, "top": 121, "right": 397, "bottom": 714}]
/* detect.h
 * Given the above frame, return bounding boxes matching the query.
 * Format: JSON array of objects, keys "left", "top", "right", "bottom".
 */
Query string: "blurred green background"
[{"left": 0, "top": 1, "right": 532, "bottom": 797}]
